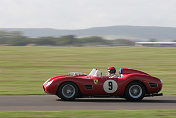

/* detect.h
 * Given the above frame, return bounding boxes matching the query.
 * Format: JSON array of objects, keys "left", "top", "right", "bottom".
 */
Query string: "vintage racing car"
[{"left": 43, "top": 68, "right": 163, "bottom": 101}]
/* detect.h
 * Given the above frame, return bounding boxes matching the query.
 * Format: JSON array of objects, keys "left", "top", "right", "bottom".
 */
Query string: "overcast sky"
[{"left": 0, "top": 0, "right": 176, "bottom": 29}]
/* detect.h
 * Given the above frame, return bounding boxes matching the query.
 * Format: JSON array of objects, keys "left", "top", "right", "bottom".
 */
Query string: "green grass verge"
[
  {"left": 0, "top": 46, "right": 176, "bottom": 95},
  {"left": 0, "top": 110, "right": 176, "bottom": 118}
]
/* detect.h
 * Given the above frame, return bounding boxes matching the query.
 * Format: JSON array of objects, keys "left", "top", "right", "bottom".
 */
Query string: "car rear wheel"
[
  {"left": 57, "top": 82, "right": 79, "bottom": 101},
  {"left": 125, "top": 82, "right": 146, "bottom": 101}
]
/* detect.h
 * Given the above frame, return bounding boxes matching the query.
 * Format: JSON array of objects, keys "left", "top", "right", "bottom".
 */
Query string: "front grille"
[
  {"left": 149, "top": 83, "right": 157, "bottom": 88},
  {"left": 43, "top": 86, "right": 45, "bottom": 91}
]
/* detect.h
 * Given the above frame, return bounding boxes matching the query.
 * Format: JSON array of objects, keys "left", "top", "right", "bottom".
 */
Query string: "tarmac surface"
[{"left": 0, "top": 95, "right": 176, "bottom": 111}]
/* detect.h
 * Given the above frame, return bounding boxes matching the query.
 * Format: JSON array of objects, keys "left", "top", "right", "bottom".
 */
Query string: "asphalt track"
[{"left": 0, "top": 95, "right": 176, "bottom": 111}]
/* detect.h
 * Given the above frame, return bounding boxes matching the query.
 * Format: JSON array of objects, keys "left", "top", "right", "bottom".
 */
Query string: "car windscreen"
[{"left": 88, "top": 69, "right": 97, "bottom": 76}]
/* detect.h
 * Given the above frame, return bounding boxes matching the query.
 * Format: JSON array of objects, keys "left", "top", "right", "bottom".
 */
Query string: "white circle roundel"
[{"left": 103, "top": 80, "right": 118, "bottom": 93}]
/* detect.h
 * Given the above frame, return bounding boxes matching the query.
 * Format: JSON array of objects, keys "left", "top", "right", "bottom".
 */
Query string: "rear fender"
[{"left": 118, "top": 74, "right": 154, "bottom": 96}]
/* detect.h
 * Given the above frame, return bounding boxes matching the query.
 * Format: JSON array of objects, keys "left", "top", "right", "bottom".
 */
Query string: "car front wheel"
[
  {"left": 125, "top": 82, "right": 146, "bottom": 101},
  {"left": 57, "top": 82, "right": 79, "bottom": 101}
]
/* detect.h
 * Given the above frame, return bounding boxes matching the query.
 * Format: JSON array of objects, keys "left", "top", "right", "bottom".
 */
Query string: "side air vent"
[
  {"left": 149, "top": 83, "right": 157, "bottom": 88},
  {"left": 84, "top": 85, "right": 93, "bottom": 90}
]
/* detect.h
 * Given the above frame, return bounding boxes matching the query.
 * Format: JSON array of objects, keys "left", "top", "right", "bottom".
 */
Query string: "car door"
[{"left": 92, "top": 76, "right": 119, "bottom": 95}]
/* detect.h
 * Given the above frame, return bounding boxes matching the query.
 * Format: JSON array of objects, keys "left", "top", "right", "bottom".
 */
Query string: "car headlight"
[
  {"left": 46, "top": 80, "right": 53, "bottom": 87},
  {"left": 160, "top": 79, "right": 163, "bottom": 84}
]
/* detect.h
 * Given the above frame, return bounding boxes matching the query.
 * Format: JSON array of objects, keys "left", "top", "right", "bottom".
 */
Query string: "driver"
[{"left": 107, "top": 67, "right": 118, "bottom": 78}]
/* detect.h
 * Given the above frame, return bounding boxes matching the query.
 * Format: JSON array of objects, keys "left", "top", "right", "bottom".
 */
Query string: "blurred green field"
[
  {"left": 0, "top": 110, "right": 176, "bottom": 118},
  {"left": 0, "top": 46, "right": 176, "bottom": 95}
]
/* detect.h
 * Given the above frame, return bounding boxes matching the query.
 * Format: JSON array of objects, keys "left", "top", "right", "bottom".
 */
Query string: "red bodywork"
[{"left": 43, "top": 68, "right": 162, "bottom": 97}]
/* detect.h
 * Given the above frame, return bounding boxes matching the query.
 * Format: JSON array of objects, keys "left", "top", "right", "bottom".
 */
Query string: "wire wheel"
[
  {"left": 129, "top": 85, "right": 142, "bottom": 98},
  {"left": 57, "top": 82, "right": 79, "bottom": 101},
  {"left": 62, "top": 84, "right": 76, "bottom": 98},
  {"left": 125, "top": 82, "right": 146, "bottom": 101}
]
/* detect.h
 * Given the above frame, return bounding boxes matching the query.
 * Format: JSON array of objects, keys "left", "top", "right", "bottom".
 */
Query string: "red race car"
[{"left": 43, "top": 68, "right": 162, "bottom": 101}]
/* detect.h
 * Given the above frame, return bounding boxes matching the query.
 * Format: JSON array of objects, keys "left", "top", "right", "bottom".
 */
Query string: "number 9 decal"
[{"left": 103, "top": 80, "right": 118, "bottom": 93}]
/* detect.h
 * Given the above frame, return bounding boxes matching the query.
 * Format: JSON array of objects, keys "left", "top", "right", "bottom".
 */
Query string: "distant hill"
[{"left": 1, "top": 26, "right": 176, "bottom": 41}]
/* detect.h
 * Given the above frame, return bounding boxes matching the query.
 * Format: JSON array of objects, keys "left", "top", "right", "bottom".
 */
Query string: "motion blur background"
[{"left": 0, "top": 0, "right": 176, "bottom": 117}]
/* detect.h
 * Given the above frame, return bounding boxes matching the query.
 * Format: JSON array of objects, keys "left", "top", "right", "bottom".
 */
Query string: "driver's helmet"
[{"left": 107, "top": 67, "right": 116, "bottom": 74}]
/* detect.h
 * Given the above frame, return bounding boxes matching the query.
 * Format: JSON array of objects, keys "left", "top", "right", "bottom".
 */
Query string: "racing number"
[
  {"left": 103, "top": 80, "right": 118, "bottom": 93},
  {"left": 108, "top": 81, "right": 113, "bottom": 90}
]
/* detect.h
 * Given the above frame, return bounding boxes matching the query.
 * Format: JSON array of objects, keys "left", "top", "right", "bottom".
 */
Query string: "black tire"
[
  {"left": 125, "top": 82, "right": 146, "bottom": 101},
  {"left": 57, "top": 82, "right": 79, "bottom": 101}
]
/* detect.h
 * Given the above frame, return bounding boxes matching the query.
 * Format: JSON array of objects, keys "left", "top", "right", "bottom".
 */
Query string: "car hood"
[{"left": 50, "top": 75, "right": 88, "bottom": 81}]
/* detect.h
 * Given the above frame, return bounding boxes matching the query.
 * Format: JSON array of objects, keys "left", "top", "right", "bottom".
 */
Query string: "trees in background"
[
  {"left": 0, "top": 31, "right": 29, "bottom": 46},
  {"left": 112, "top": 39, "right": 135, "bottom": 46},
  {"left": 0, "top": 30, "right": 135, "bottom": 46}
]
